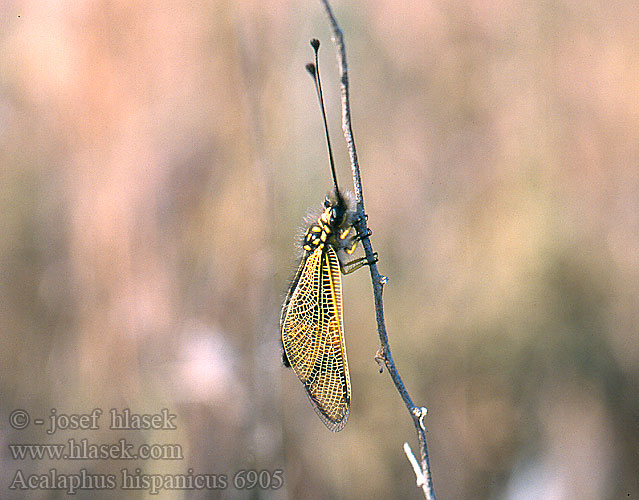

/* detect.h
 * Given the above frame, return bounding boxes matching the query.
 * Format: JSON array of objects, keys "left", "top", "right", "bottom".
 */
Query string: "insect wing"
[
  {"left": 281, "top": 246, "right": 351, "bottom": 431},
  {"left": 282, "top": 249, "right": 323, "bottom": 379}
]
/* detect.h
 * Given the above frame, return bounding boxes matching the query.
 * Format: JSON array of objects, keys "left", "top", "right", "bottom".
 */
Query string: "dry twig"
[{"left": 316, "top": 1, "right": 437, "bottom": 498}]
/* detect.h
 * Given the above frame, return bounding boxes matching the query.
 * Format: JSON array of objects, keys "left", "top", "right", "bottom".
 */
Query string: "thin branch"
[
  {"left": 404, "top": 442, "right": 429, "bottom": 497},
  {"left": 317, "top": 1, "right": 437, "bottom": 499}
]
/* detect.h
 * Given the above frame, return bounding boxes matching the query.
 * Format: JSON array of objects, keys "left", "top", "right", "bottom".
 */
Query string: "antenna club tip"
[
  {"left": 305, "top": 63, "right": 316, "bottom": 76},
  {"left": 310, "top": 38, "right": 320, "bottom": 50}
]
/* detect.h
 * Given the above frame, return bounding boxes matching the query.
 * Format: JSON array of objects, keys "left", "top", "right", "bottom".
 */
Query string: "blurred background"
[{"left": 1, "top": 0, "right": 638, "bottom": 499}]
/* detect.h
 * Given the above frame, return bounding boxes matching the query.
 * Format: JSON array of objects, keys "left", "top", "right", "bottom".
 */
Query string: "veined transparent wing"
[{"left": 281, "top": 245, "right": 351, "bottom": 431}]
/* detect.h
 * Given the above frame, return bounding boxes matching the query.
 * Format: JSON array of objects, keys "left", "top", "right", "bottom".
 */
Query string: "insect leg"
[
  {"left": 355, "top": 228, "right": 372, "bottom": 241},
  {"left": 340, "top": 252, "right": 379, "bottom": 275},
  {"left": 341, "top": 226, "right": 372, "bottom": 256}
]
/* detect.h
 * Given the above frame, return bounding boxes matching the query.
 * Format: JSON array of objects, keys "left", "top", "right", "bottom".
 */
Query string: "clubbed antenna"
[{"left": 306, "top": 38, "right": 340, "bottom": 195}]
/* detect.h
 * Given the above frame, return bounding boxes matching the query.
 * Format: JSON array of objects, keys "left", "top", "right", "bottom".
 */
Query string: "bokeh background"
[{"left": 1, "top": 0, "right": 638, "bottom": 499}]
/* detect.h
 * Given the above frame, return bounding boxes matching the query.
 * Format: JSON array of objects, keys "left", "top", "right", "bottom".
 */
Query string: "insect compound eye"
[
  {"left": 331, "top": 207, "right": 338, "bottom": 222},
  {"left": 324, "top": 196, "right": 331, "bottom": 208}
]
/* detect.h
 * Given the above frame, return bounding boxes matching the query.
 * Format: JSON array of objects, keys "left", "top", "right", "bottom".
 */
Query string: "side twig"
[{"left": 317, "top": 2, "right": 437, "bottom": 499}]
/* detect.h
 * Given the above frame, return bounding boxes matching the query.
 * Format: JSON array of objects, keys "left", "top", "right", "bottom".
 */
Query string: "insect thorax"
[{"left": 302, "top": 191, "right": 358, "bottom": 261}]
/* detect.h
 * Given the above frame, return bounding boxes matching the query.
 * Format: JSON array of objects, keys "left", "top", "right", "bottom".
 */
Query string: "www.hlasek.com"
[
  {"left": 9, "top": 438, "right": 183, "bottom": 460},
  {"left": 9, "top": 468, "right": 284, "bottom": 495}
]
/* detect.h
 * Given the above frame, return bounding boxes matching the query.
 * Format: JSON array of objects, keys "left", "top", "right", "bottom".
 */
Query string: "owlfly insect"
[{"left": 280, "top": 39, "right": 376, "bottom": 431}]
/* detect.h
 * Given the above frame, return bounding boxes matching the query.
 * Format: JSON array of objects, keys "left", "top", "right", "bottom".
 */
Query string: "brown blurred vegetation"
[{"left": 1, "top": 1, "right": 638, "bottom": 499}]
